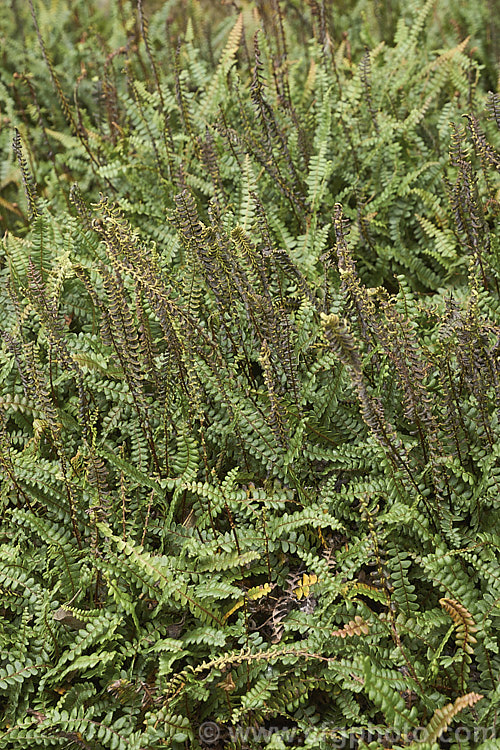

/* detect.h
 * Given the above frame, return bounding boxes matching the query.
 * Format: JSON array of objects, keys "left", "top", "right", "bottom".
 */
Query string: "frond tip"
[{"left": 320, "top": 313, "right": 361, "bottom": 372}]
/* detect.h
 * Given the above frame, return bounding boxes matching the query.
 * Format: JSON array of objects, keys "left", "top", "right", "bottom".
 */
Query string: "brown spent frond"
[
  {"left": 331, "top": 616, "right": 370, "bottom": 639},
  {"left": 419, "top": 692, "right": 483, "bottom": 745},
  {"left": 439, "top": 598, "right": 478, "bottom": 654}
]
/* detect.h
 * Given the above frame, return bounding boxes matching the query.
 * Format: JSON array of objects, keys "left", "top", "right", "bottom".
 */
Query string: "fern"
[{"left": 1, "top": 0, "right": 500, "bottom": 746}]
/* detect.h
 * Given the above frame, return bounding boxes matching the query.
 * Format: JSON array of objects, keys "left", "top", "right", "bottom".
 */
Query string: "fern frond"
[{"left": 419, "top": 692, "right": 483, "bottom": 745}]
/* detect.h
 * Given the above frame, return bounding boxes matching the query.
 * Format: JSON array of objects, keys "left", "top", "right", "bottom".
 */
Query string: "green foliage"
[{"left": 1, "top": 0, "right": 500, "bottom": 747}]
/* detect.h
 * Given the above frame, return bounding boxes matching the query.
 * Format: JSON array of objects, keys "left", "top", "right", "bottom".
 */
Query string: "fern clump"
[{"left": 1, "top": 0, "right": 500, "bottom": 748}]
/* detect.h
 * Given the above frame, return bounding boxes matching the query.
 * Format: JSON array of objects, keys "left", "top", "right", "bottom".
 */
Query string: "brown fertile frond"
[
  {"left": 69, "top": 183, "right": 94, "bottom": 231},
  {"left": 174, "top": 40, "right": 195, "bottom": 144},
  {"left": 486, "top": 92, "right": 500, "bottom": 130},
  {"left": 250, "top": 34, "right": 306, "bottom": 216},
  {"left": 448, "top": 123, "right": 490, "bottom": 287},
  {"left": 331, "top": 203, "right": 378, "bottom": 344},
  {"left": 12, "top": 129, "right": 38, "bottom": 221},
  {"left": 464, "top": 113, "right": 500, "bottom": 172},
  {"left": 320, "top": 313, "right": 361, "bottom": 372},
  {"left": 137, "top": 0, "right": 173, "bottom": 173},
  {"left": 259, "top": 339, "right": 289, "bottom": 448},
  {"left": 27, "top": 0, "right": 77, "bottom": 135}
]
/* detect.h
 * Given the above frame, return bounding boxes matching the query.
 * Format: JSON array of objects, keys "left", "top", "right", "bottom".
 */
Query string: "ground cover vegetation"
[{"left": 0, "top": 0, "right": 500, "bottom": 747}]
